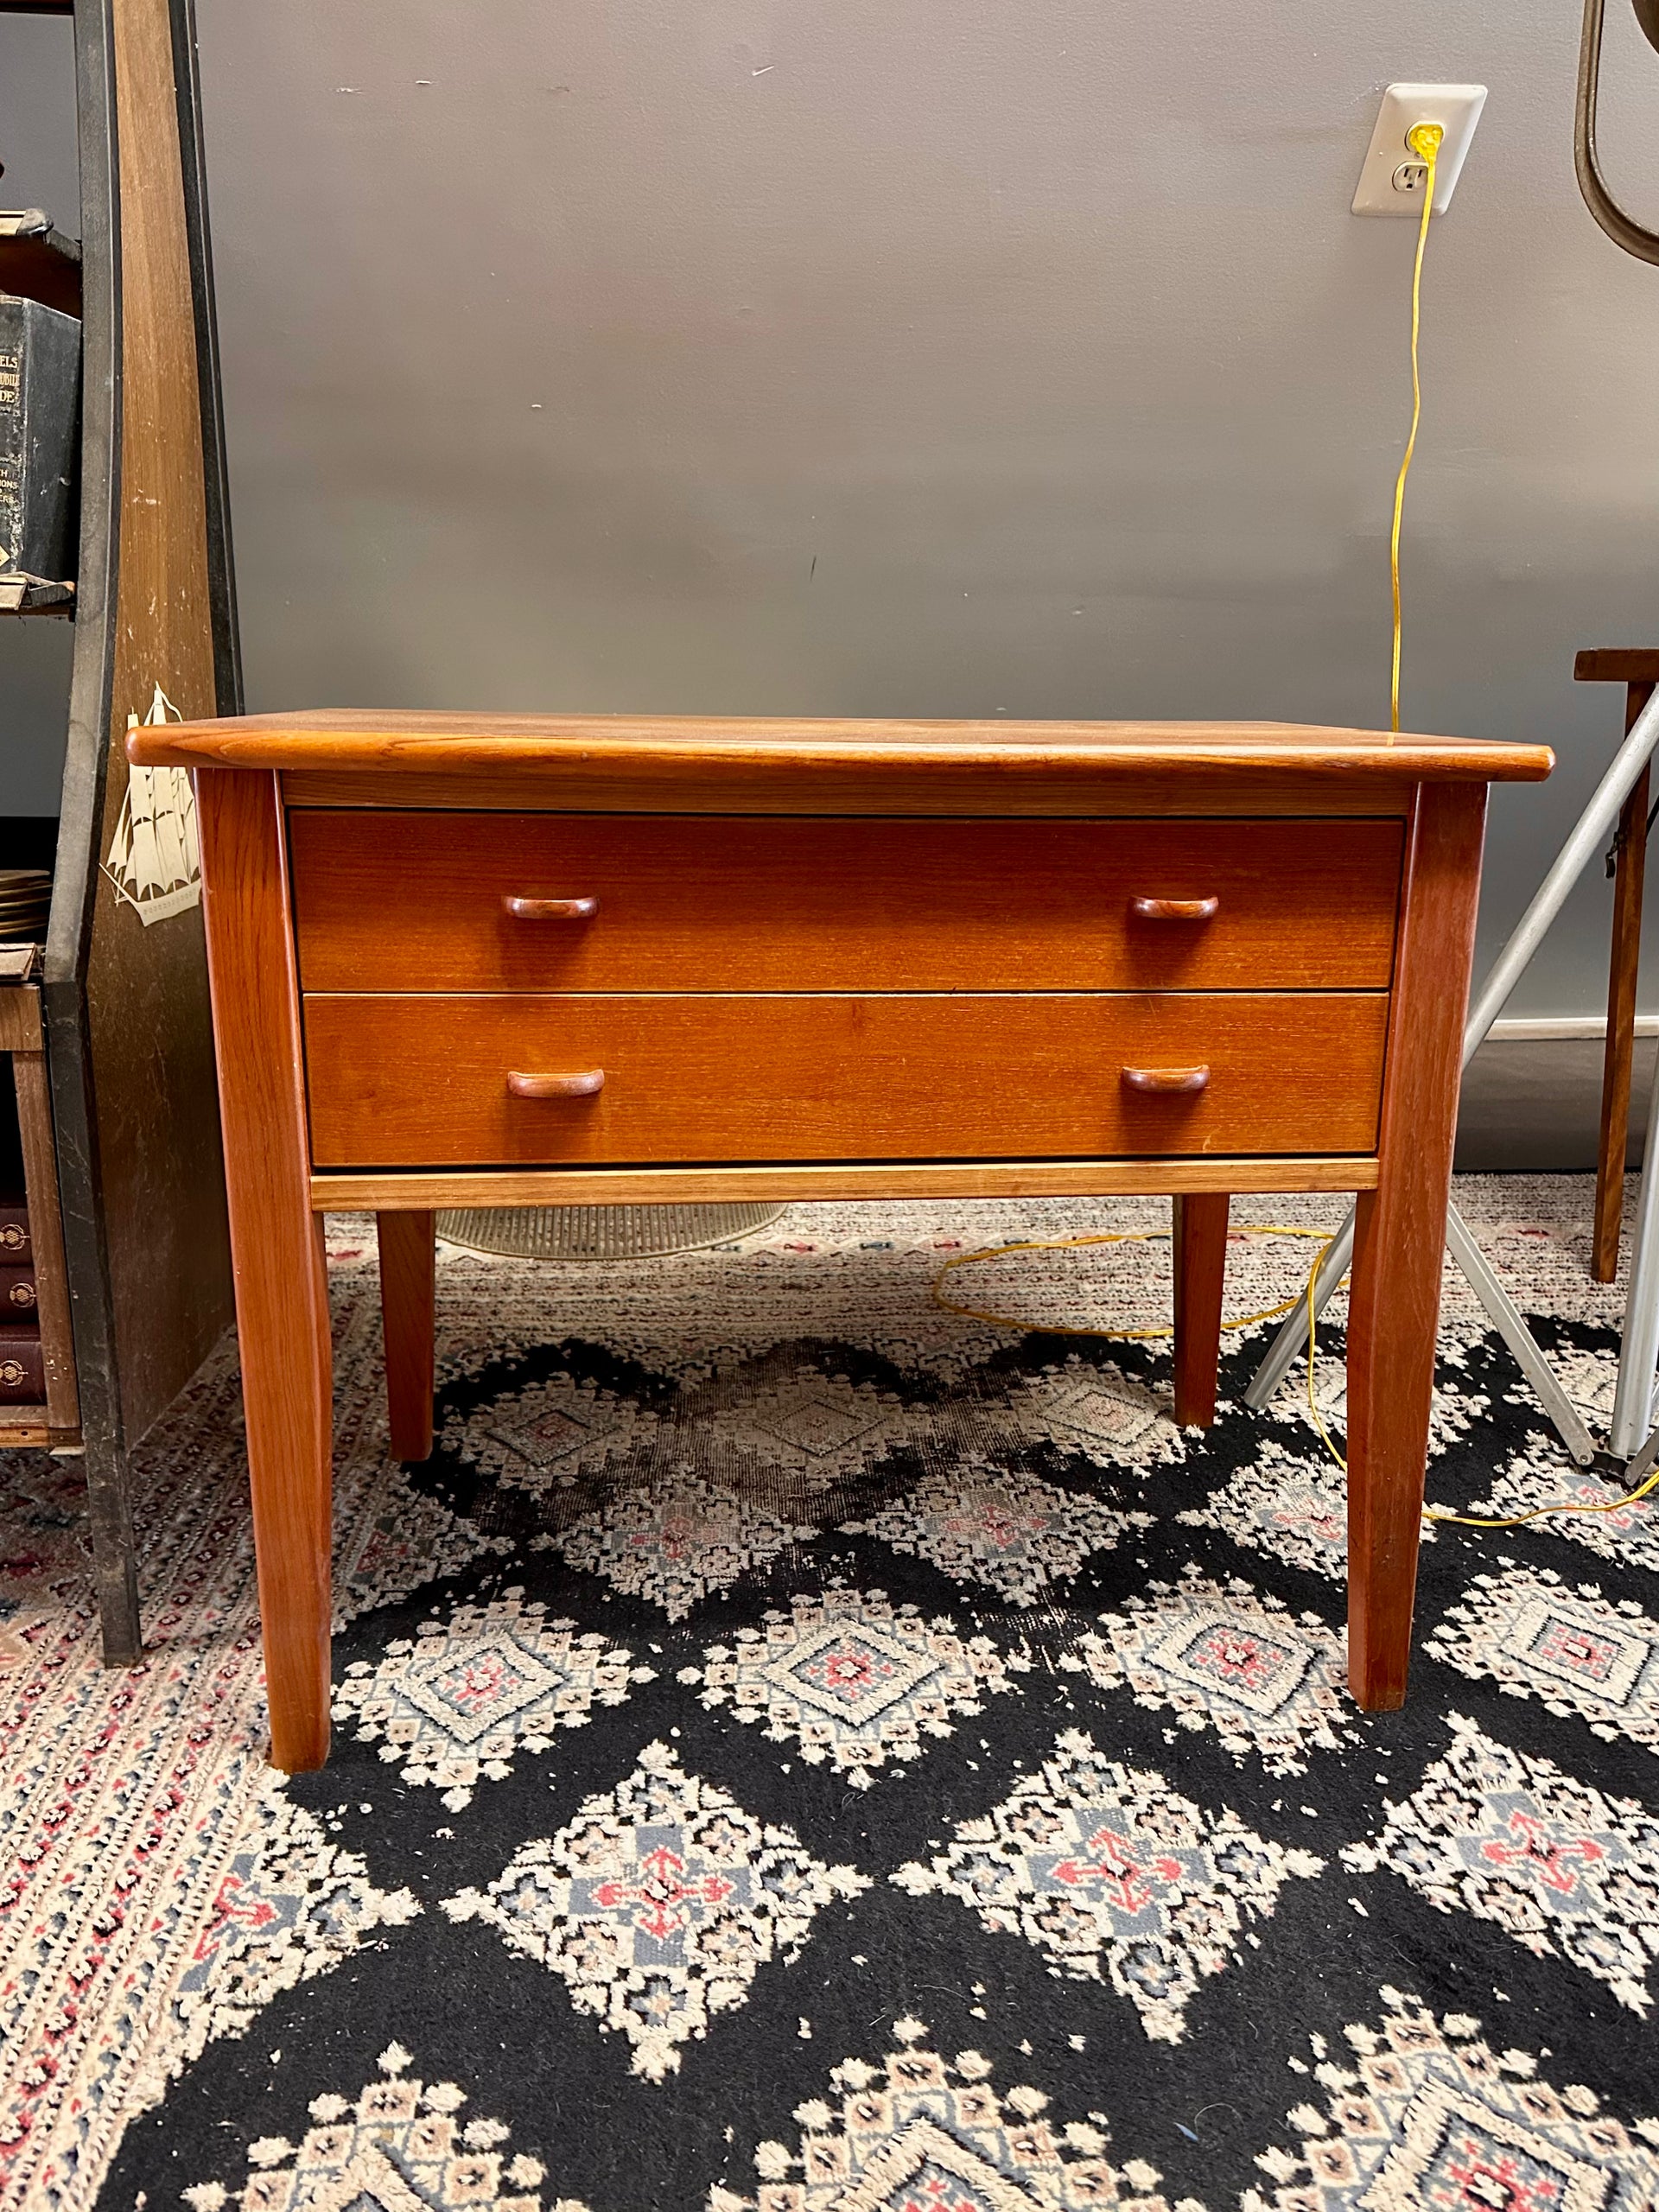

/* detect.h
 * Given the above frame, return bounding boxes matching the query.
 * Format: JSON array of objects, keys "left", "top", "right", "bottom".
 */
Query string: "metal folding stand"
[{"left": 1243, "top": 683, "right": 1659, "bottom": 1470}]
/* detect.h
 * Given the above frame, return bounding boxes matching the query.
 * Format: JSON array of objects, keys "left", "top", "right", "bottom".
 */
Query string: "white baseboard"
[{"left": 1484, "top": 1016, "right": 1659, "bottom": 1042}]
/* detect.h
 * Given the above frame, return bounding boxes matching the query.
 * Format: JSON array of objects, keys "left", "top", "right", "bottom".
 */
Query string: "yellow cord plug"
[{"left": 1389, "top": 121, "right": 1443, "bottom": 738}]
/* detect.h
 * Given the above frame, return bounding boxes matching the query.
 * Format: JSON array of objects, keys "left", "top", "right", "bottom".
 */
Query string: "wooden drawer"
[
  {"left": 289, "top": 813, "right": 1402, "bottom": 994},
  {"left": 302, "top": 991, "right": 1389, "bottom": 1166}
]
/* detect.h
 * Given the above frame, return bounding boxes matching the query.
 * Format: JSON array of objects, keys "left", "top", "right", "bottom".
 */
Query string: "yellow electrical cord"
[
  {"left": 931, "top": 1224, "right": 1659, "bottom": 1526},
  {"left": 931, "top": 1224, "right": 1333, "bottom": 1340},
  {"left": 1425, "top": 1463, "right": 1659, "bottom": 1529},
  {"left": 1389, "top": 121, "right": 1442, "bottom": 740}
]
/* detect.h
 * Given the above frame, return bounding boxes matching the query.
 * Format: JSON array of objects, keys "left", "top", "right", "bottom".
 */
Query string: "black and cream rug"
[{"left": 4, "top": 1179, "right": 1659, "bottom": 2212}]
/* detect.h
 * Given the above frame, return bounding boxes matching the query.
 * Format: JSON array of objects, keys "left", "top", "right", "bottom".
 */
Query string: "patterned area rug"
[{"left": 5, "top": 1177, "right": 1659, "bottom": 2212}]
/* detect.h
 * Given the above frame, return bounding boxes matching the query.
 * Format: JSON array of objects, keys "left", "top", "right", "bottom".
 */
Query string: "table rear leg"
[
  {"left": 378, "top": 1211, "right": 435, "bottom": 1459},
  {"left": 1595, "top": 718, "right": 1651, "bottom": 1281},
  {"left": 1173, "top": 1192, "right": 1229, "bottom": 1427}
]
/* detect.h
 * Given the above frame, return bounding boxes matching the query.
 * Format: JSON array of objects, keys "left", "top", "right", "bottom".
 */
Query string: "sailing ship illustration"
[{"left": 101, "top": 685, "right": 201, "bottom": 925}]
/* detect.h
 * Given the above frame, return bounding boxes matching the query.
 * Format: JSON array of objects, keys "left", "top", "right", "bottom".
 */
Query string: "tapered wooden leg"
[
  {"left": 1593, "top": 687, "right": 1653, "bottom": 1282},
  {"left": 1173, "top": 1192, "right": 1229, "bottom": 1427},
  {"left": 196, "top": 768, "right": 334, "bottom": 1772},
  {"left": 378, "top": 1211, "right": 435, "bottom": 1459},
  {"left": 1347, "top": 781, "right": 1487, "bottom": 1711}
]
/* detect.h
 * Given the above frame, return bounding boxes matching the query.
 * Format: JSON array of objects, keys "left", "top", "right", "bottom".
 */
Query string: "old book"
[
  {"left": 0, "top": 1262, "right": 37, "bottom": 1317},
  {"left": 0, "top": 1202, "right": 29, "bottom": 1263},
  {"left": 0, "top": 1328, "right": 43, "bottom": 1403},
  {"left": 0, "top": 289, "right": 79, "bottom": 585}
]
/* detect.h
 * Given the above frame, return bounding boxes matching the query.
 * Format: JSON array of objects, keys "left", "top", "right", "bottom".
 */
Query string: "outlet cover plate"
[{"left": 1352, "top": 82, "right": 1486, "bottom": 214}]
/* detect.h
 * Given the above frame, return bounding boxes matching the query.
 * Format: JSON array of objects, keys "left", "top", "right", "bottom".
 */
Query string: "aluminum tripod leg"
[
  {"left": 1243, "top": 1215, "right": 1355, "bottom": 1408},
  {"left": 1618, "top": 1414, "right": 1659, "bottom": 1491},
  {"left": 1246, "top": 683, "right": 1659, "bottom": 1431},
  {"left": 1611, "top": 1047, "right": 1659, "bottom": 1453},
  {"left": 1443, "top": 1201, "right": 1597, "bottom": 1465},
  {"left": 1242, "top": 1200, "right": 1598, "bottom": 1463}
]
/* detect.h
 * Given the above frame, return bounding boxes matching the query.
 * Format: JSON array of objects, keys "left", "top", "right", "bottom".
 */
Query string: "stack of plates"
[{"left": 0, "top": 870, "right": 52, "bottom": 944}]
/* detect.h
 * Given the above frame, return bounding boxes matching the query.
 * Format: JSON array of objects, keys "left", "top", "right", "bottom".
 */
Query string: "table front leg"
[
  {"left": 1346, "top": 780, "right": 1486, "bottom": 1710},
  {"left": 1173, "top": 1192, "right": 1229, "bottom": 1427},
  {"left": 196, "top": 767, "right": 334, "bottom": 1772}
]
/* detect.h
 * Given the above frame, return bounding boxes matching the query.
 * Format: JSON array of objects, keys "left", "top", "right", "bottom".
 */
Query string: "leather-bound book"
[
  {"left": 0, "top": 1203, "right": 29, "bottom": 1262},
  {"left": 0, "top": 289, "right": 80, "bottom": 586},
  {"left": 0, "top": 1262, "right": 37, "bottom": 1318},
  {"left": 0, "top": 1329, "right": 44, "bottom": 1403}
]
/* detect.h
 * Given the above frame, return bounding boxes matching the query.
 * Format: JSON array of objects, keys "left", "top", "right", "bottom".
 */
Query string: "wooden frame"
[
  {"left": 131, "top": 714, "right": 1554, "bottom": 1770},
  {"left": 1575, "top": 651, "right": 1659, "bottom": 1282},
  {"left": 313, "top": 1158, "right": 1382, "bottom": 1211},
  {"left": 0, "top": 983, "right": 79, "bottom": 1450}
]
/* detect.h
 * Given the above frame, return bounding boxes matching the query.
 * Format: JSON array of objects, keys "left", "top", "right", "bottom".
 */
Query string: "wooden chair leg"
[
  {"left": 1594, "top": 690, "right": 1653, "bottom": 1282},
  {"left": 378, "top": 1211, "right": 435, "bottom": 1459},
  {"left": 196, "top": 768, "right": 334, "bottom": 1773},
  {"left": 1173, "top": 1192, "right": 1230, "bottom": 1427},
  {"left": 1347, "top": 782, "right": 1486, "bottom": 1711}
]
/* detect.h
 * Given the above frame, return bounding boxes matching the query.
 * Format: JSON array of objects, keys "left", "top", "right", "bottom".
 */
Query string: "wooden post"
[
  {"left": 1593, "top": 683, "right": 1655, "bottom": 1281},
  {"left": 1347, "top": 780, "right": 1487, "bottom": 1710},
  {"left": 1173, "top": 1192, "right": 1229, "bottom": 1427},
  {"left": 378, "top": 1211, "right": 435, "bottom": 1460},
  {"left": 194, "top": 769, "right": 333, "bottom": 1772}
]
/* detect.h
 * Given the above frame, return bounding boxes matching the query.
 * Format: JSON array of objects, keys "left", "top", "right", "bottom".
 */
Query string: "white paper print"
[{"left": 103, "top": 684, "right": 201, "bottom": 925}]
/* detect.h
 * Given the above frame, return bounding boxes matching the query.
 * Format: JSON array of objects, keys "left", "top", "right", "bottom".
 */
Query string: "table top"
[{"left": 129, "top": 709, "right": 1554, "bottom": 785}]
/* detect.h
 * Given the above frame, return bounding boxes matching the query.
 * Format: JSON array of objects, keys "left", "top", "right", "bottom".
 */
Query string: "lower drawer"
[{"left": 303, "top": 993, "right": 1388, "bottom": 1167}]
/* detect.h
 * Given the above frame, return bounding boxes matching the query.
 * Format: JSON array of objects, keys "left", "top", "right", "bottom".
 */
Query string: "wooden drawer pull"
[
  {"left": 1129, "top": 895, "right": 1219, "bottom": 922},
  {"left": 506, "top": 1069, "right": 606, "bottom": 1099},
  {"left": 1121, "top": 1064, "right": 1210, "bottom": 1095},
  {"left": 502, "top": 895, "right": 599, "bottom": 921}
]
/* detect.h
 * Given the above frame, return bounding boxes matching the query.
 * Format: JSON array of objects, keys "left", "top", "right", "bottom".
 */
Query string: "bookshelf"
[
  {"left": 1, "top": 0, "right": 239, "bottom": 1662},
  {"left": 0, "top": 963, "right": 79, "bottom": 1448}
]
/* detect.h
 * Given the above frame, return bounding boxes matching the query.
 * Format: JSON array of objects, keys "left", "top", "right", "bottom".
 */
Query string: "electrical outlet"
[{"left": 1352, "top": 83, "right": 1486, "bottom": 215}]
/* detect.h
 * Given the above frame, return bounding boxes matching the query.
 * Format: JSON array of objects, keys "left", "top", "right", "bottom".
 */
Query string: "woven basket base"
[{"left": 434, "top": 1202, "right": 786, "bottom": 1262}]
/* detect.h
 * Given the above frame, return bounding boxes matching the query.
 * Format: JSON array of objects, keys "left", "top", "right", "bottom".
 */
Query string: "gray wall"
[{"left": 10, "top": 4, "right": 1659, "bottom": 1020}]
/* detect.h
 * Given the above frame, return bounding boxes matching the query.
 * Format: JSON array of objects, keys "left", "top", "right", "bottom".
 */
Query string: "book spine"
[
  {"left": 0, "top": 1205, "right": 30, "bottom": 1263},
  {"left": 20, "top": 298, "right": 79, "bottom": 581},
  {"left": 0, "top": 1331, "right": 44, "bottom": 1404},
  {"left": 0, "top": 298, "right": 23, "bottom": 572},
  {"left": 0, "top": 1263, "right": 39, "bottom": 1319}
]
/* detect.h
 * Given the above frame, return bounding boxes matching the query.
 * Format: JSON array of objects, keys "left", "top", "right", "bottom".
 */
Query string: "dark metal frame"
[{"left": 1577, "top": 0, "right": 1659, "bottom": 264}]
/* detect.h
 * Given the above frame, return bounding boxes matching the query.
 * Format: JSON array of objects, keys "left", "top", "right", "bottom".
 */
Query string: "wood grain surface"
[
  {"left": 13, "top": 1044, "right": 79, "bottom": 1434},
  {"left": 1345, "top": 781, "right": 1488, "bottom": 1712},
  {"left": 302, "top": 991, "right": 1389, "bottom": 1168},
  {"left": 128, "top": 709, "right": 1555, "bottom": 785},
  {"left": 77, "top": 0, "right": 234, "bottom": 1461},
  {"left": 280, "top": 766, "right": 1423, "bottom": 820},
  {"left": 1594, "top": 683, "right": 1655, "bottom": 1281},
  {"left": 313, "top": 1157, "right": 1382, "bottom": 1210},
  {"left": 289, "top": 815, "right": 1405, "bottom": 995},
  {"left": 1575, "top": 649, "right": 1659, "bottom": 684},
  {"left": 376, "top": 1211, "right": 435, "bottom": 1461},
  {"left": 196, "top": 771, "right": 334, "bottom": 1772},
  {"left": 0, "top": 988, "right": 42, "bottom": 1054},
  {"left": 1173, "top": 1192, "right": 1230, "bottom": 1428}
]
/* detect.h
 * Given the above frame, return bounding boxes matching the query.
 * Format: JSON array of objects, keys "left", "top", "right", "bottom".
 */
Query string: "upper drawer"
[{"left": 289, "top": 813, "right": 1402, "bottom": 994}]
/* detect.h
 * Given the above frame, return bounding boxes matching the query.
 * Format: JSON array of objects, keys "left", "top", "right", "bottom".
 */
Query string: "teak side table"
[{"left": 128, "top": 711, "right": 1553, "bottom": 1773}]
